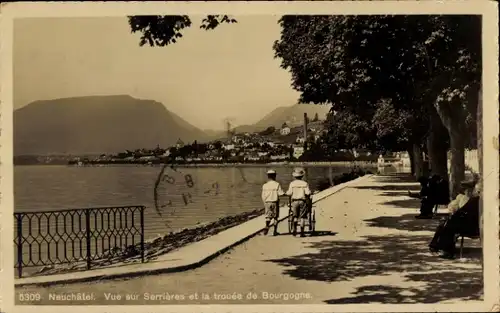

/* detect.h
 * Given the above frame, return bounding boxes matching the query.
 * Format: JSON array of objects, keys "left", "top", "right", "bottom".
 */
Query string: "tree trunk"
[
  {"left": 408, "top": 149, "right": 415, "bottom": 175},
  {"left": 427, "top": 109, "right": 449, "bottom": 180},
  {"left": 448, "top": 124, "right": 466, "bottom": 199},
  {"left": 434, "top": 100, "right": 467, "bottom": 199},
  {"left": 476, "top": 85, "right": 483, "bottom": 263},
  {"left": 412, "top": 143, "right": 425, "bottom": 178}
]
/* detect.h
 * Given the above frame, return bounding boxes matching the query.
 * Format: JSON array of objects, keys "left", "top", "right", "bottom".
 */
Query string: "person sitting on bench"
[
  {"left": 428, "top": 180, "right": 479, "bottom": 259},
  {"left": 409, "top": 175, "right": 450, "bottom": 218},
  {"left": 408, "top": 176, "right": 434, "bottom": 219},
  {"left": 428, "top": 174, "right": 450, "bottom": 212}
]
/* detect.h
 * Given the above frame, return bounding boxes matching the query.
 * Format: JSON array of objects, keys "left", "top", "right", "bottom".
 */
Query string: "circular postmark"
[
  {"left": 153, "top": 161, "right": 272, "bottom": 230},
  {"left": 153, "top": 158, "right": 221, "bottom": 230}
]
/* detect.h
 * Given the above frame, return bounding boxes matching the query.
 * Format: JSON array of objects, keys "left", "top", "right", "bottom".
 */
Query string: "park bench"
[{"left": 453, "top": 196, "right": 481, "bottom": 259}]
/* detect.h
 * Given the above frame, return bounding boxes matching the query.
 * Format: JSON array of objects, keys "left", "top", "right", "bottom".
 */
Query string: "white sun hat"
[{"left": 292, "top": 167, "right": 305, "bottom": 177}]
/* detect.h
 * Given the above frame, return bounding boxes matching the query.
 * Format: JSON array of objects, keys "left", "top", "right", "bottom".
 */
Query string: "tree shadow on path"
[
  {"left": 310, "top": 231, "right": 338, "bottom": 237},
  {"left": 324, "top": 269, "right": 482, "bottom": 304},
  {"left": 378, "top": 190, "right": 419, "bottom": 197},
  {"left": 381, "top": 198, "right": 421, "bottom": 210},
  {"left": 375, "top": 174, "right": 420, "bottom": 184},
  {"left": 354, "top": 185, "right": 421, "bottom": 192},
  {"left": 364, "top": 213, "right": 441, "bottom": 232},
  {"left": 265, "top": 234, "right": 482, "bottom": 303},
  {"left": 275, "top": 231, "right": 337, "bottom": 237}
]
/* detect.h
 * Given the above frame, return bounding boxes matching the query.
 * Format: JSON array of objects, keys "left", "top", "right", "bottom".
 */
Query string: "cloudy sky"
[{"left": 13, "top": 16, "right": 301, "bottom": 130}]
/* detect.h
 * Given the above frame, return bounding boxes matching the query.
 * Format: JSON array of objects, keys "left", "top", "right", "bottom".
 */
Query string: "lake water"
[{"left": 14, "top": 164, "right": 379, "bottom": 241}]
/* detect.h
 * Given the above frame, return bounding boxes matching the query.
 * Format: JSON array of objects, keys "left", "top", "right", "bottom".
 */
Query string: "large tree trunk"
[
  {"left": 408, "top": 149, "right": 415, "bottom": 175},
  {"left": 427, "top": 109, "right": 449, "bottom": 180},
  {"left": 434, "top": 100, "right": 466, "bottom": 199},
  {"left": 476, "top": 85, "right": 483, "bottom": 263},
  {"left": 412, "top": 143, "right": 425, "bottom": 178},
  {"left": 448, "top": 123, "right": 466, "bottom": 198}
]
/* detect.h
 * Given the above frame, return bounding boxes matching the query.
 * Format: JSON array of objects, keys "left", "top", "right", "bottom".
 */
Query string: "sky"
[{"left": 13, "top": 16, "right": 301, "bottom": 130}]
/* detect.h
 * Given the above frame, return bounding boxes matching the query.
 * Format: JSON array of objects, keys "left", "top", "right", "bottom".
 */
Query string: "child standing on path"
[
  {"left": 261, "top": 169, "right": 285, "bottom": 236},
  {"left": 286, "top": 167, "right": 312, "bottom": 237}
]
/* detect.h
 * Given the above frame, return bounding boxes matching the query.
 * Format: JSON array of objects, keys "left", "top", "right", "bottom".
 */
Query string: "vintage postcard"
[{"left": 0, "top": 1, "right": 499, "bottom": 312}]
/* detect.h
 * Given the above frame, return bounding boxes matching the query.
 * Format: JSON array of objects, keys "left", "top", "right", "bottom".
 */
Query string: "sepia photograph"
[{"left": 1, "top": 1, "right": 499, "bottom": 312}]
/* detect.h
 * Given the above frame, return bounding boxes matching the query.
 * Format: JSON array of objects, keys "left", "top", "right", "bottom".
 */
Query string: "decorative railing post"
[
  {"left": 16, "top": 214, "right": 23, "bottom": 278},
  {"left": 85, "top": 209, "right": 91, "bottom": 270},
  {"left": 140, "top": 207, "right": 145, "bottom": 263}
]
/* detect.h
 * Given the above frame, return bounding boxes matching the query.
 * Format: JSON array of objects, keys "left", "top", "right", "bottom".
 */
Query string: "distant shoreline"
[{"left": 15, "top": 161, "right": 382, "bottom": 168}]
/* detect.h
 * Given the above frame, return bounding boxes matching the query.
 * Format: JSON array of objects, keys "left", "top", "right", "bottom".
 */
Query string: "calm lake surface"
[{"left": 14, "top": 164, "right": 378, "bottom": 241}]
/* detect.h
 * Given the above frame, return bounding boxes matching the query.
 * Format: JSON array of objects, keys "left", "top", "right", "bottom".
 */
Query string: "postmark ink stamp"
[{"left": 154, "top": 159, "right": 223, "bottom": 230}]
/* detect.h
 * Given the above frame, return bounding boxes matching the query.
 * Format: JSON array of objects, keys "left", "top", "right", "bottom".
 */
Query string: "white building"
[
  {"left": 280, "top": 126, "right": 291, "bottom": 135},
  {"left": 270, "top": 154, "right": 288, "bottom": 161},
  {"left": 245, "top": 156, "right": 260, "bottom": 161},
  {"left": 232, "top": 135, "right": 244, "bottom": 144},
  {"left": 293, "top": 146, "right": 304, "bottom": 159}
]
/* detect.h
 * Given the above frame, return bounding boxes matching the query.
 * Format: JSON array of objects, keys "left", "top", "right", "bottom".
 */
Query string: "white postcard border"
[{"left": 1, "top": 1, "right": 498, "bottom": 312}]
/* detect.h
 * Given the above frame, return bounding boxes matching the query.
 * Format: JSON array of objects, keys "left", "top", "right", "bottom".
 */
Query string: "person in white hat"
[
  {"left": 286, "top": 167, "right": 311, "bottom": 237},
  {"left": 261, "top": 169, "right": 285, "bottom": 236}
]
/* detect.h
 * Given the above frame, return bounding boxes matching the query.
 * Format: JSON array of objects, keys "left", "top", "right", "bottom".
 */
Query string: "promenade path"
[{"left": 15, "top": 174, "right": 482, "bottom": 305}]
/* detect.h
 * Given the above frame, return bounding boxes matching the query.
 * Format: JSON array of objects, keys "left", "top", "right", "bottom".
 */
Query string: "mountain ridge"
[
  {"left": 14, "top": 96, "right": 331, "bottom": 155},
  {"left": 14, "top": 95, "right": 208, "bottom": 155},
  {"left": 232, "top": 103, "right": 331, "bottom": 134}
]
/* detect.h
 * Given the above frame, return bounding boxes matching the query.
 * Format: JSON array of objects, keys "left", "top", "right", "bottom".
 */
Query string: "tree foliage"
[
  {"left": 273, "top": 15, "right": 480, "bottom": 128},
  {"left": 322, "top": 110, "right": 376, "bottom": 151},
  {"left": 273, "top": 14, "right": 481, "bottom": 195},
  {"left": 274, "top": 15, "right": 480, "bottom": 110},
  {"left": 128, "top": 15, "right": 237, "bottom": 47},
  {"left": 259, "top": 126, "right": 276, "bottom": 136}
]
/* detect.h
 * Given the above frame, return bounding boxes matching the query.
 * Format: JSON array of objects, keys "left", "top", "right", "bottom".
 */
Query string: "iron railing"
[{"left": 14, "top": 205, "right": 145, "bottom": 278}]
